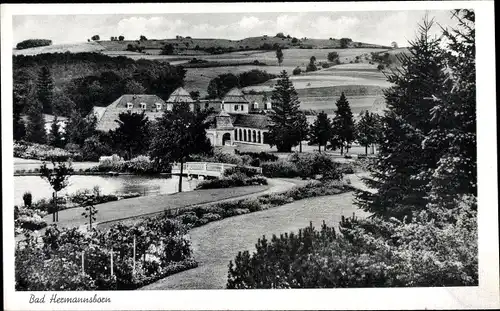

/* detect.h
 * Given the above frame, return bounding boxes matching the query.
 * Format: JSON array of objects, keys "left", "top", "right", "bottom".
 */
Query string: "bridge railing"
[{"left": 171, "top": 162, "right": 262, "bottom": 175}]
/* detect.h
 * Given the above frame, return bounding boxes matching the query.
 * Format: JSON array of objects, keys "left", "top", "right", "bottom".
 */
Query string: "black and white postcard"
[{"left": 2, "top": 1, "right": 498, "bottom": 310}]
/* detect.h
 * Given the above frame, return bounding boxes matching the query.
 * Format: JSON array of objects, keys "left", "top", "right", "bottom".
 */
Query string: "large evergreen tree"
[
  {"left": 48, "top": 116, "right": 64, "bottom": 148},
  {"left": 423, "top": 9, "right": 476, "bottom": 210},
  {"left": 267, "top": 71, "right": 302, "bottom": 152},
  {"left": 13, "top": 70, "right": 32, "bottom": 140},
  {"left": 36, "top": 66, "right": 54, "bottom": 115},
  {"left": 24, "top": 98, "right": 46, "bottom": 144},
  {"left": 355, "top": 17, "right": 450, "bottom": 219},
  {"left": 111, "top": 111, "right": 150, "bottom": 160},
  {"left": 150, "top": 102, "right": 212, "bottom": 192},
  {"left": 309, "top": 111, "right": 332, "bottom": 153},
  {"left": 355, "top": 110, "right": 380, "bottom": 155},
  {"left": 331, "top": 92, "right": 355, "bottom": 155}
]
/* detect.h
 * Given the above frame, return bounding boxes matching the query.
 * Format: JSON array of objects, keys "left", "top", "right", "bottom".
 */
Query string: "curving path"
[{"left": 141, "top": 188, "right": 370, "bottom": 290}]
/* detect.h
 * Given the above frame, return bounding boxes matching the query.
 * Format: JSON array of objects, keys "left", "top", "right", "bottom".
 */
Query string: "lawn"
[
  {"left": 44, "top": 184, "right": 270, "bottom": 229},
  {"left": 141, "top": 191, "right": 370, "bottom": 289}
]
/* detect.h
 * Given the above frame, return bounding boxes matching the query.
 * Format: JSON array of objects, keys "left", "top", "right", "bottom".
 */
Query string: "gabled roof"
[
  {"left": 223, "top": 88, "right": 249, "bottom": 103},
  {"left": 94, "top": 94, "right": 166, "bottom": 132},
  {"left": 167, "top": 87, "right": 195, "bottom": 103}
]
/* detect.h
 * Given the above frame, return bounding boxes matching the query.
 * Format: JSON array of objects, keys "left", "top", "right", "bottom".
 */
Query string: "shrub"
[
  {"left": 128, "top": 155, "right": 153, "bottom": 174},
  {"left": 322, "top": 63, "right": 331, "bottom": 69},
  {"left": 14, "top": 141, "right": 81, "bottom": 162},
  {"left": 261, "top": 160, "right": 300, "bottom": 178},
  {"left": 22, "top": 192, "right": 32, "bottom": 207},
  {"left": 176, "top": 212, "right": 198, "bottom": 226},
  {"left": 292, "top": 67, "right": 302, "bottom": 75},
  {"left": 377, "top": 64, "right": 385, "bottom": 70},
  {"left": 201, "top": 213, "right": 222, "bottom": 222}
]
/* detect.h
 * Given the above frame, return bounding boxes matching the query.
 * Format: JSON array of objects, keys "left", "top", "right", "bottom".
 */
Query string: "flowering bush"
[
  {"left": 14, "top": 141, "right": 82, "bottom": 161},
  {"left": 14, "top": 206, "right": 48, "bottom": 234},
  {"left": 127, "top": 155, "right": 154, "bottom": 174},
  {"left": 16, "top": 216, "right": 196, "bottom": 290}
]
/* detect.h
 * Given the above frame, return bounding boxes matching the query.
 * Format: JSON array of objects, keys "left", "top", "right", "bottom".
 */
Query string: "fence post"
[
  {"left": 110, "top": 250, "right": 114, "bottom": 276},
  {"left": 81, "top": 251, "right": 85, "bottom": 275},
  {"left": 133, "top": 235, "right": 136, "bottom": 275}
]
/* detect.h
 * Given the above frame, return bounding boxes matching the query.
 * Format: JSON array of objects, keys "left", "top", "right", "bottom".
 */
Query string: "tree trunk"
[
  {"left": 52, "top": 192, "right": 56, "bottom": 222},
  {"left": 365, "top": 145, "right": 368, "bottom": 155},
  {"left": 178, "top": 159, "right": 184, "bottom": 193},
  {"left": 129, "top": 147, "right": 133, "bottom": 161},
  {"left": 299, "top": 141, "right": 302, "bottom": 153},
  {"left": 318, "top": 144, "right": 321, "bottom": 153},
  {"left": 55, "top": 192, "right": 58, "bottom": 222},
  {"left": 340, "top": 145, "right": 344, "bottom": 155}
]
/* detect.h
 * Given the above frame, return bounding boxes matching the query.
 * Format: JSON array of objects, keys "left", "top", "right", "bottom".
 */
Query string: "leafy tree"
[
  {"left": 51, "top": 90, "right": 76, "bottom": 117},
  {"left": 295, "top": 112, "right": 309, "bottom": 153},
  {"left": 267, "top": 71, "right": 302, "bottom": 152},
  {"left": 36, "top": 66, "right": 54, "bottom": 114},
  {"left": 118, "top": 35, "right": 124, "bottom": 41},
  {"left": 189, "top": 90, "right": 200, "bottom": 100},
  {"left": 306, "top": 56, "right": 317, "bottom": 72},
  {"left": 25, "top": 98, "right": 46, "bottom": 144},
  {"left": 291, "top": 37, "right": 299, "bottom": 44},
  {"left": 276, "top": 47, "right": 284, "bottom": 66},
  {"left": 292, "top": 67, "right": 302, "bottom": 75},
  {"left": 340, "top": 38, "right": 352, "bottom": 48},
  {"left": 81, "top": 201, "right": 98, "bottom": 230},
  {"left": 48, "top": 116, "right": 64, "bottom": 148},
  {"left": 91, "top": 35, "right": 100, "bottom": 41},
  {"left": 327, "top": 51, "right": 339, "bottom": 62},
  {"left": 150, "top": 102, "right": 212, "bottom": 192},
  {"left": 207, "top": 73, "right": 239, "bottom": 99},
  {"left": 391, "top": 41, "right": 399, "bottom": 48},
  {"left": 161, "top": 43, "right": 175, "bottom": 55},
  {"left": 16, "top": 39, "right": 52, "bottom": 50},
  {"left": 309, "top": 111, "right": 332, "bottom": 153},
  {"left": 40, "top": 161, "right": 74, "bottom": 222},
  {"left": 331, "top": 93, "right": 355, "bottom": 155},
  {"left": 111, "top": 111, "right": 150, "bottom": 160},
  {"left": 355, "top": 17, "right": 450, "bottom": 220},
  {"left": 124, "top": 80, "right": 146, "bottom": 94},
  {"left": 356, "top": 110, "right": 380, "bottom": 154},
  {"left": 140, "top": 35, "right": 148, "bottom": 41}
]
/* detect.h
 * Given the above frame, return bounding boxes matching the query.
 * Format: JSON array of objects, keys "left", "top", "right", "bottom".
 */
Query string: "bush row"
[
  {"left": 261, "top": 153, "right": 343, "bottom": 180},
  {"left": 227, "top": 197, "right": 478, "bottom": 288}
]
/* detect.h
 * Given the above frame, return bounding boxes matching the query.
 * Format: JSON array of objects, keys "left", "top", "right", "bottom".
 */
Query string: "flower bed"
[
  {"left": 14, "top": 141, "right": 82, "bottom": 162},
  {"left": 173, "top": 180, "right": 350, "bottom": 229},
  {"left": 195, "top": 166, "right": 268, "bottom": 190},
  {"left": 14, "top": 206, "right": 48, "bottom": 235},
  {"left": 261, "top": 153, "right": 343, "bottom": 180},
  {"left": 16, "top": 216, "right": 197, "bottom": 290}
]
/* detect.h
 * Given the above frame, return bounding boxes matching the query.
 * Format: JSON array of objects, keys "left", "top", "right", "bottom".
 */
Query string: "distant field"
[{"left": 13, "top": 42, "right": 105, "bottom": 56}]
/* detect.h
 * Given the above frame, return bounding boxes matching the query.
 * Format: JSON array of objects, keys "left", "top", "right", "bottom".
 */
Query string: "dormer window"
[
  {"left": 127, "top": 102, "right": 133, "bottom": 110},
  {"left": 140, "top": 102, "right": 146, "bottom": 110},
  {"left": 155, "top": 103, "right": 162, "bottom": 110}
]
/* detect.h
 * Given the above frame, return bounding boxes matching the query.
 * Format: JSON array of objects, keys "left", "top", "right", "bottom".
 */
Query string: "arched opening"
[
  {"left": 263, "top": 132, "right": 269, "bottom": 144},
  {"left": 234, "top": 129, "right": 238, "bottom": 141},
  {"left": 247, "top": 129, "right": 251, "bottom": 142},
  {"left": 258, "top": 131, "right": 262, "bottom": 144},
  {"left": 222, "top": 133, "right": 231, "bottom": 146},
  {"left": 239, "top": 129, "right": 243, "bottom": 141},
  {"left": 243, "top": 129, "right": 247, "bottom": 142},
  {"left": 253, "top": 130, "right": 257, "bottom": 142}
]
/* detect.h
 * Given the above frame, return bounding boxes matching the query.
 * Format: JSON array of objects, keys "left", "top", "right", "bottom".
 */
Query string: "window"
[
  {"left": 127, "top": 102, "right": 133, "bottom": 110},
  {"left": 140, "top": 102, "right": 146, "bottom": 110},
  {"left": 155, "top": 103, "right": 162, "bottom": 110},
  {"left": 234, "top": 105, "right": 239, "bottom": 111}
]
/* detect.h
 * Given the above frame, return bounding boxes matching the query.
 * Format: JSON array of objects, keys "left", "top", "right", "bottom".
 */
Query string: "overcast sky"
[{"left": 13, "top": 10, "right": 458, "bottom": 47}]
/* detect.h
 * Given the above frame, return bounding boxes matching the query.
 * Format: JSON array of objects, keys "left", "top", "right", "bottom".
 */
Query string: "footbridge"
[{"left": 171, "top": 162, "right": 262, "bottom": 179}]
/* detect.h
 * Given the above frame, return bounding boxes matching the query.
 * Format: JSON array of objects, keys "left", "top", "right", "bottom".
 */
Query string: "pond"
[{"left": 14, "top": 175, "right": 199, "bottom": 206}]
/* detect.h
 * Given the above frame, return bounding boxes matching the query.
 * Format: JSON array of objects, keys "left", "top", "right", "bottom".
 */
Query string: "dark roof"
[
  {"left": 167, "top": 87, "right": 195, "bottom": 103},
  {"left": 223, "top": 88, "right": 249, "bottom": 103},
  {"left": 113, "top": 94, "right": 165, "bottom": 108},
  {"left": 230, "top": 113, "right": 271, "bottom": 130}
]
